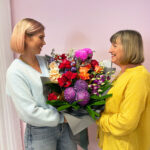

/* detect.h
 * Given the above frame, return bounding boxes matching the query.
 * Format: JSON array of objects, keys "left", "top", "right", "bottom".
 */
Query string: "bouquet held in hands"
[{"left": 43, "top": 48, "right": 114, "bottom": 120}]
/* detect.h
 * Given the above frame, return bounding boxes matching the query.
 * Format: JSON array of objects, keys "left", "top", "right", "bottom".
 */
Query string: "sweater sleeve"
[
  {"left": 6, "top": 70, "right": 64, "bottom": 127},
  {"left": 97, "top": 74, "right": 148, "bottom": 136}
]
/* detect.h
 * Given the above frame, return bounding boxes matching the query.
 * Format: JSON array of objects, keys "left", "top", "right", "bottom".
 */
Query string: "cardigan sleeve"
[
  {"left": 6, "top": 70, "right": 64, "bottom": 127},
  {"left": 97, "top": 74, "right": 148, "bottom": 137}
]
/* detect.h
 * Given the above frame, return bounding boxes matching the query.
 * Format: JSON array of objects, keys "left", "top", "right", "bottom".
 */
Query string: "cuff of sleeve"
[
  {"left": 96, "top": 118, "right": 100, "bottom": 126},
  {"left": 100, "top": 114, "right": 110, "bottom": 133},
  {"left": 59, "top": 113, "right": 64, "bottom": 123}
]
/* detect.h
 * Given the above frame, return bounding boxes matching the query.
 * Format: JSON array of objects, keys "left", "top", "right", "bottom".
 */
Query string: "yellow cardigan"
[{"left": 96, "top": 65, "right": 150, "bottom": 150}]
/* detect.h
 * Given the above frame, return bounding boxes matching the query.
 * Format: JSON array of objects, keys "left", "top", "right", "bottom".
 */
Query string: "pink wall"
[
  {"left": 10, "top": 0, "right": 150, "bottom": 149},
  {"left": 11, "top": 0, "right": 150, "bottom": 71}
]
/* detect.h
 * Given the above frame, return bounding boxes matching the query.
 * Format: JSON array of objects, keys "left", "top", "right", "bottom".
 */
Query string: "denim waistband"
[{"left": 26, "top": 123, "right": 67, "bottom": 128}]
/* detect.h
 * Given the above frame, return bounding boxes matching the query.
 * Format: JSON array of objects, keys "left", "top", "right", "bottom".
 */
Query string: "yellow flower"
[
  {"left": 49, "top": 61, "right": 58, "bottom": 70},
  {"left": 49, "top": 62, "right": 61, "bottom": 83}
]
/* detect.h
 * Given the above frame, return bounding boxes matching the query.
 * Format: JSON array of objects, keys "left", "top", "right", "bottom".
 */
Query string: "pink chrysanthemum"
[{"left": 75, "top": 48, "right": 93, "bottom": 61}]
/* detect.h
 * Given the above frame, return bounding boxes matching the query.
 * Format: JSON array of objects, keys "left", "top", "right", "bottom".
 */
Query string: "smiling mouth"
[{"left": 111, "top": 54, "right": 116, "bottom": 57}]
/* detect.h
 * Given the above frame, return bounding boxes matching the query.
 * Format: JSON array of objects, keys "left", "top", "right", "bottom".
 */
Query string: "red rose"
[
  {"left": 48, "top": 93, "right": 57, "bottom": 101},
  {"left": 58, "top": 76, "right": 72, "bottom": 87},
  {"left": 91, "top": 60, "right": 99, "bottom": 68},
  {"left": 58, "top": 71, "right": 77, "bottom": 87},
  {"left": 61, "top": 54, "right": 67, "bottom": 60},
  {"left": 59, "top": 59, "right": 71, "bottom": 69},
  {"left": 55, "top": 55, "right": 61, "bottom": 61},
  {"left": 64, "top": 80, "right": 72, "bottom": 87},
  {"left": 64, "top": 71, "right": 77, "bottom": 80}
]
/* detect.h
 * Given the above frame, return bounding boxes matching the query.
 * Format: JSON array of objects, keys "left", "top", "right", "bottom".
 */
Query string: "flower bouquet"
[{"left": 42, "top": 48, "right": 115, "bottom": 122}]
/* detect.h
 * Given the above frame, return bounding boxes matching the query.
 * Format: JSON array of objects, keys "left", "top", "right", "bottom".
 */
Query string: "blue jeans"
[{"left": 24, "top": 123, "right": 77, "bottom": 150}]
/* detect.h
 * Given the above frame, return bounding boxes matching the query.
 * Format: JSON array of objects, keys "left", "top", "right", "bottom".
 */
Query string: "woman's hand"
[{"left": 64, "top": 117, "right": 68, "bottom": 123}]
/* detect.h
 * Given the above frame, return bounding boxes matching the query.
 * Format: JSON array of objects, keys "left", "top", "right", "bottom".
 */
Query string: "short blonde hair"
[
  {"left": 110, "top": 30, "right": 144, "bottom": 65},
  {"left": 10, "top": 18, "right": 45, "bottom": 53}
]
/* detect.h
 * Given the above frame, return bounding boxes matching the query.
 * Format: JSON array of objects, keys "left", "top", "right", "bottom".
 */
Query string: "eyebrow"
[{"left": 39, "top": 35, "right": 45, "bottom": 37}]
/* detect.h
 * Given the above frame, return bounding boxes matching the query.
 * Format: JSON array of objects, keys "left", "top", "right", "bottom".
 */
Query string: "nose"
[
  {"left": 108, "top": 46, "right": 113, "bottom": 53},
  {"left": 43, "top": 40, "right": 46, "bottom": 45}
]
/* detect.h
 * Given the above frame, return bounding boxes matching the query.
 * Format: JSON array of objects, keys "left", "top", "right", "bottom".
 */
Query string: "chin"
[
  {"left": 111, "top": 59, "right": 115, "bottom": 63},
  {"left": 37, "top": 50, "right": 41, "bottom": 54},
  {"left": 111, "top": 60, "right": 118, "bottom": 66}
]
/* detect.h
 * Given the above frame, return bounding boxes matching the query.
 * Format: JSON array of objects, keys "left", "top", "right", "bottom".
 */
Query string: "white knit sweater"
[{"left": 6, "top": 55, "right": 64, "bottom": 127}]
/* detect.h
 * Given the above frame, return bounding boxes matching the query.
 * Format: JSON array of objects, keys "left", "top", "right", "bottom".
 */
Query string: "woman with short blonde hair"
[
  {"left": 110, "top": 30, "right": 144, "bottom": 65},
  {"left": 11, "top": 18, "right": 44, "bottom": 53},
  {"left": 6, "top": 18, "right": 77, "bottom": 150},
  {"left": 97, "top": 30, "right": 150, "bottom": 150}
]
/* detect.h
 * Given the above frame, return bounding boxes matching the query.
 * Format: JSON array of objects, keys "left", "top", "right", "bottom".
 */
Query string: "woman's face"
[
  {"left": 109, "top": 37, "right": 124, "bottom": 66},
  {"left": 25, "top": 30, "right": 46, "bottom": 55}
]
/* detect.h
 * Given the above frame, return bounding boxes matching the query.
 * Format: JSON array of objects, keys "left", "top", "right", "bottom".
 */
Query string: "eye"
[
  {"left": 39, "top": 36, "right": 45, "bottom": 40},
  {"left": 112, "top": 44, "right": 117, "bottom": 48}
]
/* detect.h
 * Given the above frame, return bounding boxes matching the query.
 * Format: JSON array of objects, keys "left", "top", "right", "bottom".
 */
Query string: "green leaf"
[
  {"left": 90, "top": 100, "right": 105, "bottom": 106},
  {"left": 72, "top": 105, "right": 80, "bottom": 110},
  {"left": 86, "top": 106, "right": 95, "bottom": 119},
  {"left": 46, "top": 100, "right": 67, "bottom": 107},
  {"left": 86, "top": 106, "right": 100, "bottom": 120},
  {"left": 69, "top": 100, "right": 81, "bottom": 110},
  {"left": 90, "top": 94, "right": 112, "bottom": 101},
  {"left": 57, "top": 104, "right": 72, "bottom": 111},
  {"left": 100, "top": 83, "right": 112, "bottom": 93},
  {"left": 71, "top": 99, "right": 82, "bottom": 105}
]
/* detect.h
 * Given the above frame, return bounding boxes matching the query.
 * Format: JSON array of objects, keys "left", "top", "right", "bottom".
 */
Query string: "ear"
[
  {"left": 24, "top": 34, "right": 33, "bottom": 49},
  {"left": 25, "top": 34, "right": 33, "bottom": 43}
]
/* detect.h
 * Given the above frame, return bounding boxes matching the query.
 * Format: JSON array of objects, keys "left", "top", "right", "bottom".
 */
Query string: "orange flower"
[
  {"left": 79, "top": 64, "right": 91, "bottom": 80},
  {"left": 85, "top": 64, "right": 92, "bottom": 70},
  {"left": 78, "top": 72, "right": 90, "bottom": 80},
  {"left": 79, "top": 64, "right": 91, "bottom": 73},
  {"left": 94, "top": 65, "right": 103, "bottom": 73}
]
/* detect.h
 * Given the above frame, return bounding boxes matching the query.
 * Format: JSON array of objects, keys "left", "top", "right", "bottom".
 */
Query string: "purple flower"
[
  {"left": 100, "top": 75, "right": 105, "bottom": 78},
  {"left": 75, "top": 90, "right": 90, "bottom": 106},
  {"left": 71, "top": 62, "right": 76, "bottom": 66},
  {"left": 49, "top": 57, "right": 54, "bottom": 63},
  {"left": 92, "top": 85, "right": 99, "bottom": 90},
  {"left": 92, "top": 90, "right": 99, "bottom": 96},
  {"left": 107, "top": 76, "right": 110, "bottom": 80},
  {"left": 100, "top": 78, "right": 105, "bottom": 82},
  {"left": 97, "top": 80, "right": 103, "bottom": 85},
  {"left": 93, "top": 79, "right": 99, "bottom": 84},
  {"left": 71, "top": 67, "right": 77, "bottom": 72},
  {"left": 64, "top": 87, "right": 76, "bottom": 103},
  {"left": 74, "top": 80, "right": 88, "bottom": 91}
]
